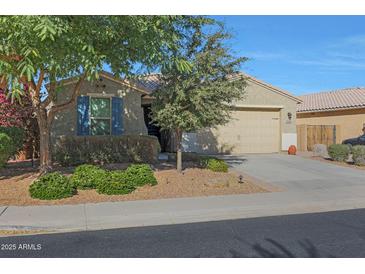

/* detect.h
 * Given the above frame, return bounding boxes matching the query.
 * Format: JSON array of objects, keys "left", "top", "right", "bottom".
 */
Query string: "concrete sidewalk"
[{"left": 3, "top": 184, "right": 365, "bottom": 233}]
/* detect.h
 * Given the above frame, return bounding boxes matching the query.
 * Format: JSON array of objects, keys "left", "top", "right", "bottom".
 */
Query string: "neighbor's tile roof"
[
  {"left": 297, "top": 88, "right": 365, "bottom": 112},
  {"left": 135, "top": 73, "right": 162, "bottom": 93}
]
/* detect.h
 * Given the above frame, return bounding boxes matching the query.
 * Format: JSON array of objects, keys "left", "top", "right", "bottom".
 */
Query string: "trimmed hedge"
[
  {"left": 0, "top": 127, "right": 25, "bottom": 156},
  {"left": 71, "top": 164, "right": 108, "bottom": 189},
  {"left": 71, "top": 164, "right": 158, "bottom": 194},
  {"left": 328, "top": 144, "right": 351, "bottom": 162},
  {"left": 123, "top": 164, "right": 158, "bottom": 187},
  {"left": 29, "top": 163, "right": 159, "bottom": 199},
  {"left": 352, "top": 145, "right": 365, "bottom": 166},
  {"left": 0, "top": 133, "right": 13, "bottom": 167},
  {"left": 29, "top": 172, "right": 76, "bottom": 200},
  {"left": 200, "top": 156, "right": 228, "bottom": 172},
  {"left": 96, "top": 171, "right": 136, "bottom": 195},
  {"left": 53, "top": 135, "right": 160, "bottom": 166}
]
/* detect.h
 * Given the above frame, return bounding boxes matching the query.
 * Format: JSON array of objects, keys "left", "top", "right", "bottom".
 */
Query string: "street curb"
[{"left": 2, "top": 196, "right": 365, "bottom": 236}]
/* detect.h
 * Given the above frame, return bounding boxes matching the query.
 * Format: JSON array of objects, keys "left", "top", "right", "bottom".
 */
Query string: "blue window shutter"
[
  {"left": 112, "top": 97, "right": 123, "bottom": 135},
  {"left": 77, "top": 96, "right": 90, "bottom": 136}
]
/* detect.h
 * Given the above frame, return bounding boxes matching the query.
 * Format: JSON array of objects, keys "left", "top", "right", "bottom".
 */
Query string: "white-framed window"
[{"left": 89, "top": 97, "right": 111, "bottom": 135}]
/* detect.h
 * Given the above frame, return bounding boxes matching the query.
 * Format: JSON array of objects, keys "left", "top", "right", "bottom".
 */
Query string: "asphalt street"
[{"left": 2, "top": 208, "right": 365, "bottom": 257}]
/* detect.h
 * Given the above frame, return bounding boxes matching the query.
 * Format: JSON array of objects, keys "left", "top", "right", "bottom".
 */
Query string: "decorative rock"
[
  {"left": 313, "top": 144, "right": 329, "bottom": 158},
  {"left": 204, "top": 178, "right": 229, "bottom": 188}
]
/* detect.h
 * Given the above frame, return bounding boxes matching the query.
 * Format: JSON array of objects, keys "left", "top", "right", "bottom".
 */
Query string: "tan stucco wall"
[
  {"left": 297, "top": 108, "right": 365, "bottom": 142},
  {"left": 182, "top": 79, "right": 299, "bottom": 154},
  {"left": 51, "top": 76, "right": 148, "bottom": 146},
  {"left": 233, "top": 79, "right": 298, "bottom": 134}
]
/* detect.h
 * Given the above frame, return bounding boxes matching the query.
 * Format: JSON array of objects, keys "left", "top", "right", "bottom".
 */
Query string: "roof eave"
[
  {"left": 297, "top": 105, "right": 365, "bottom": 113},
  {"left": 242, "top": 74, "right": 302, "bottom": 103}
]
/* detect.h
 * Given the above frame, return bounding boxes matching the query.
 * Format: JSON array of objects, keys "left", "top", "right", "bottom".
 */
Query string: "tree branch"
[
  {"left": 0, "top": 54, "right": 23, "bottom": 62},
  {"left": 35, "top": 70, "right": 45, "bottom": 95},
  {"left": 47, "top": 74, "right": 86, "bottom": 127},
  {"left": 30, "top": 70, "right": 45, "bottom": 107},
  {"left": 41, "top": 72, "right": 56, "bottom": 108}
]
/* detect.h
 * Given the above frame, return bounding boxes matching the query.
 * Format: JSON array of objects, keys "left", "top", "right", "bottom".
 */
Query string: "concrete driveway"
[{"left": 226, "top": 154, "right": 365, "bottom": 192}]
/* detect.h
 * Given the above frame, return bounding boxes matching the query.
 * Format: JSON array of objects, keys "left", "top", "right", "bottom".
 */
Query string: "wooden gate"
[{"left": 297, "top": 125, "right": 340, "bottom": 151}]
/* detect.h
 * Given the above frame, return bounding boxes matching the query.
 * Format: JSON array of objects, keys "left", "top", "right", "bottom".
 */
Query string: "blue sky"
[{"left": 212, "top": 16, "right": 365, "bottom": 95}]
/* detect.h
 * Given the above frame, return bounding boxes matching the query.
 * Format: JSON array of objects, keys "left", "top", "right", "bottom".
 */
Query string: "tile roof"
[
  {"left": 136, "top": 72, "right": 301, "bottom": 103},
  {"left": 134, "top": 73, "right": 161, "bottom": 93},
  {"left": 297, "top": 88, "right": 365, "bottom": 113}
]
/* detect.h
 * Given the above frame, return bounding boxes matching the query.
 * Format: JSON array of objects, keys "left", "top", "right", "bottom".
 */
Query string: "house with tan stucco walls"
[
  {"left": 297, "top": 88, "right": 365, "bottom": 147},
  {"left": 178, "top": 75, "right": 301, "bottom": 154},
  {"left": 51, "top": 71, "right": 301, "bottom": 156}
]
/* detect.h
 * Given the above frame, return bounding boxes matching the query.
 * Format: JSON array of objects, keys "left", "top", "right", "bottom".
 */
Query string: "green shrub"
[
  {"left": 71, "top": 164, "right": 108, "bottom": 189},
  {"left": 53, "top": 135, "right": 160, "bottom": 166},
  {"left": 200, "top": 156, "right": 228, "bottom": 172},
  {"left": 124, "top": 164, "right": 157, "bottom": 187},
  {"left": 29, "top": 172, "right": 76, "bottom": 200},
  {"left": 96, "top": 171, "right": 136, "bottom": 195},
  {"left": 0, "top": 127, "right": 25, "bottom": 156},
  {"left": 328, "top": 144, "right": 351, "bottom": 162},
  {"left": 351, "top": 145, "right": 365, "bottom": 166},
  {"left": 0, "top": 133, "right": 14, "bottom": 167}
]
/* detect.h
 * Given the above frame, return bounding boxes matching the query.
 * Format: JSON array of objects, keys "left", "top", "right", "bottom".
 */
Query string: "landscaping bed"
[
  {"left": 297, "top": 151, "right": 365, "bottom": 171},
  {"left": 0, "top": 162, "right": 269, "bottom": 206}
]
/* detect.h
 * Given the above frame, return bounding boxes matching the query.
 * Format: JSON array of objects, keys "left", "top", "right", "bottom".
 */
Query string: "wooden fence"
[{"left": 297, "top": 125, "right": 340, "bottom": 151}]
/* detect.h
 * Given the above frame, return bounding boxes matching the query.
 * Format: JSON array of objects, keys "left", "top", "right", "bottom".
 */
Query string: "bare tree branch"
[
  {"left": 47, "top": 74, "right": 86, "bottom": 127},
  {"left": 35, "top": 70, "right": 45, "bottom": 94},
  {"left": 41, "top": 72, "right": 56, "bottom": 108},
  {"left": 30, "top": 69, "right": 45, "bottom": 107}
]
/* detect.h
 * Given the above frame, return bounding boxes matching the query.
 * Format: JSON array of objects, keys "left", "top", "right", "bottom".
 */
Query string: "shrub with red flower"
[
  {"left": 0, "top": 88, "right": 39, "bottom": 160},
  {"left": 0, "top": 88, "right": 33, "bottom": 127}
]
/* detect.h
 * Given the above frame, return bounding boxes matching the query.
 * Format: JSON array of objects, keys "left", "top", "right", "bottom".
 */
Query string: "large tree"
[
  {"left": 0, "top": 15, "right": 209, "bottom": 172},
  {"left": 151, "top": 26, "right": 247, "bottom": 172}
]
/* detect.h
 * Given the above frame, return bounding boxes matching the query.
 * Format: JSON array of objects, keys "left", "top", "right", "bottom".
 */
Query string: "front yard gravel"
[{"left": 0, "top": 166, "right": 269, "bottom": 206}]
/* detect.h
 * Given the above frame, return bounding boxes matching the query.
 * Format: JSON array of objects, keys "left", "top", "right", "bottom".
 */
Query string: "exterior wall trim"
[
  {"left": 297, "top": 107, "right": 365, "bottom": 118},
  {"left": 233, "top": 104, "right": 284, "bottom": 110}
]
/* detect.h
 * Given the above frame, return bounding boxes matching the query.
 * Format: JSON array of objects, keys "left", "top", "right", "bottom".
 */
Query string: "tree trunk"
[
  {"left": 176, "top": 128, "right": 183, "bottom": 173},
  {"left": 37, "top": 109, "right": 52, "bottom": 173}
]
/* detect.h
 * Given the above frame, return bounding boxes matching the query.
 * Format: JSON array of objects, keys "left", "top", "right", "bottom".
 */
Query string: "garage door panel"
[{"left": 214, "top": 110, "right": 280, "bottom": 153}]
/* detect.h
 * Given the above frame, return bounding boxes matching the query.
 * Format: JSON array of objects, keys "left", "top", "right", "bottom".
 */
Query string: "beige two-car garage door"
[{"left": 214, "top": 109, "right": 280, "bottom": 153}]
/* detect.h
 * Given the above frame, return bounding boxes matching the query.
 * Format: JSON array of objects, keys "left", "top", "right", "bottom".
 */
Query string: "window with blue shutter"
[
  {"left": 77, "top": 95, "right": 123, "bottom": 136},
  {"left": 90, "top": 97, "right": 111, "bottom": 135},
  {"left": 77, "top": 96, "right": 90, "bottom": 136},
  {"left": 111, "top": 97, "right": 124, "bottom": 135}
]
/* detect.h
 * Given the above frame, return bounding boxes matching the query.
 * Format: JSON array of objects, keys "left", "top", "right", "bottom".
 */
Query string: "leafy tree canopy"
[
  {"left": 0, "top": 15, "right": 211, "bottom": 102},
  {"left": 151, "top": 25, "right": 247, "bottom": 133}
]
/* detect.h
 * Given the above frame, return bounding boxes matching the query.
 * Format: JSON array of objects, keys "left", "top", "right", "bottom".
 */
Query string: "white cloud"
[
  {"left": 244, "top": 51, "right": 286, "bottom": 60},
  {"left": 342, "top": 34, "right": 365, "bottom": 46},
  {"left": 289, "top": 58, "right": 365, "bottom": 70},
  {"left": 242, "top": 34, "right": 365, "bottom": 77},
  {"left": 288, "top": 34, "right": 365, "bottom": 71}
]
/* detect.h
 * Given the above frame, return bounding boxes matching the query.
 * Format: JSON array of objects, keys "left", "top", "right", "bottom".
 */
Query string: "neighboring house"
[
  {"left": 51, "top": 71, "right": 301, "bottom": 155},
  {"left": 297, "top": 88, "right": 365, "bottom": 145}
]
